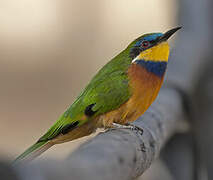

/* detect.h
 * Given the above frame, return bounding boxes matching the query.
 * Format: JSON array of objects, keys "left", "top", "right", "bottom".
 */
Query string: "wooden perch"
[{"left": 15, "top": 87, "right": 186, "bottom": 180}]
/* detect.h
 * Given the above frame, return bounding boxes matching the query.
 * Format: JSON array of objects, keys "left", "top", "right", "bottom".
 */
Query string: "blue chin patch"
[{"left": 135, "top": 60, "right": 167, "bottom": 77}]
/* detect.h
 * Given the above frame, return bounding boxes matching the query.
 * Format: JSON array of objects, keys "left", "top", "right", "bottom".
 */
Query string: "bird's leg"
[
  {"left": 126, "top": 122, "right": 144, "bottom": 134},
  {"left": 112, "top": 123, "right": 143, "bottom": 135}
]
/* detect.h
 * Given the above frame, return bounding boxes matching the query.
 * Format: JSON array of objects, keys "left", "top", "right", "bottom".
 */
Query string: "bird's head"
[{"left": 129, "top": 27, "right": 181, "bottom": 63}]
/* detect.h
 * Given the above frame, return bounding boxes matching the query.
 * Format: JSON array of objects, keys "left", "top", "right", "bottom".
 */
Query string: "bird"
[{"left": 14, "top": 27, "right": 181, "bottom": 164}]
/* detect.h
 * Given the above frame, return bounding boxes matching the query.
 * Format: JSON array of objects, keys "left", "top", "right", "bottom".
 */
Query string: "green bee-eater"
[{"left": 14, "top": 27, "right": 181, "bottom": 163}]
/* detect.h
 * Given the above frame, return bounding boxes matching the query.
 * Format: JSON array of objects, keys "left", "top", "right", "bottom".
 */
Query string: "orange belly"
[{"left": 99, "top": 63, "right": 164, "bottom": 127}]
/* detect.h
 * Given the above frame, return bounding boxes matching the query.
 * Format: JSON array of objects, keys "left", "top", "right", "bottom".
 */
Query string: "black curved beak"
[{"left": 159, "top": 27, "right": 182, "bottom": 42}]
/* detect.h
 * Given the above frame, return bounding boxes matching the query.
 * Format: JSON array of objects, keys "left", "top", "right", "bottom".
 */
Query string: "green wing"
[
  {"left": 14, "top": 45, "right": 133, "bottom": 163},
  {"left": 14, "top": 66, "right": 132, "bottom": 163},
  {"left": 38, "top": 51, "right": 132, "bottom": 142}
]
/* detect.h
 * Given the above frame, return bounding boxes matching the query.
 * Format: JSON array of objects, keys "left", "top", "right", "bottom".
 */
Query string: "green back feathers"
[
  {"left": 14, "top": 38, "right": 140, "bottom": 163},
  {"left": 37, "top": 46, "right": 133, "bottom": 142}
]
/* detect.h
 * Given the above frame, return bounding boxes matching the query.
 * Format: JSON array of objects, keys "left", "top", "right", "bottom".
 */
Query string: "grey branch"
[
  {"left": 15, "top": 87, "right": 186, "bottom": 180},
  {"left": 64, "top": 88, "right": 186, "bottom": 180}
]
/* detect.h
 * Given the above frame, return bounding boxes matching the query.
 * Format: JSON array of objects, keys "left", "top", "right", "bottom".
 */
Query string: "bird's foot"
[{"left": 112, "top": 123, "right": 143, "bottom": 135}]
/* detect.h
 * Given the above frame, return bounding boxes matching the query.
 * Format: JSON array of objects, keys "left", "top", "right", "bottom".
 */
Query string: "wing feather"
[{"left": 39, "top": 57, "right": 132, "bottom": 141}]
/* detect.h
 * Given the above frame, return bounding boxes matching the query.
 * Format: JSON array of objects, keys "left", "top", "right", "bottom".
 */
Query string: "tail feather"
[{"left": 13, "top": 141, "right": 53, "bottom": 165}]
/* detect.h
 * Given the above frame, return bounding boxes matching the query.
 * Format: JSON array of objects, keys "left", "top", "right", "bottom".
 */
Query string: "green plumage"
[
  {"left": 38, "top": 45, "right": 133, "bottom": 142},
  {"left": 14, "top": 42, "right": 137, "bottom": 163}
]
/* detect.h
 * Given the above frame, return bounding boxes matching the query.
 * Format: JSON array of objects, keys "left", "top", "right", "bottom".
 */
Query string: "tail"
[{"left": 13, "top": 141, "right": 53, "bottom": 165}]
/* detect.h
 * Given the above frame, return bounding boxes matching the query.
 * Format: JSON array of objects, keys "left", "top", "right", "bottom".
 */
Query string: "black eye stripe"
[
  {"left": 129, "top": 38, "right": 159, "bottom": 59},
  {"left": 129, "top": 47, "right": 141, "bottom": 59}
]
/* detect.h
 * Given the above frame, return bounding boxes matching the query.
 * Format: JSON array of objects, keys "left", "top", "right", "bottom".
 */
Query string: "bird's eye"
[{"left": 141, "top": 40, "right": 150, "bottom": 48}]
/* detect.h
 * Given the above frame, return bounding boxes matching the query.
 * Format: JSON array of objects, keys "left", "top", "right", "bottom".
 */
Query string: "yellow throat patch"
[{"left": 136, "top": 42, "right": 170, "bottom": 62}]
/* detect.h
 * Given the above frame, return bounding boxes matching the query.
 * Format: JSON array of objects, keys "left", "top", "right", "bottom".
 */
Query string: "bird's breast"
[
  {"left": 99, "top": 61, "right": 166, "bottom": 127},
  {"left": 124, "top": 62, "right": 165, "bottom": 118}
]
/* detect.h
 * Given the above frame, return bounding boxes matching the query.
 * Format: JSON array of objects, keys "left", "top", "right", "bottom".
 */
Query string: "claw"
[{"left": 112, "top": 123, "right": 143, "bottom": 135}]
